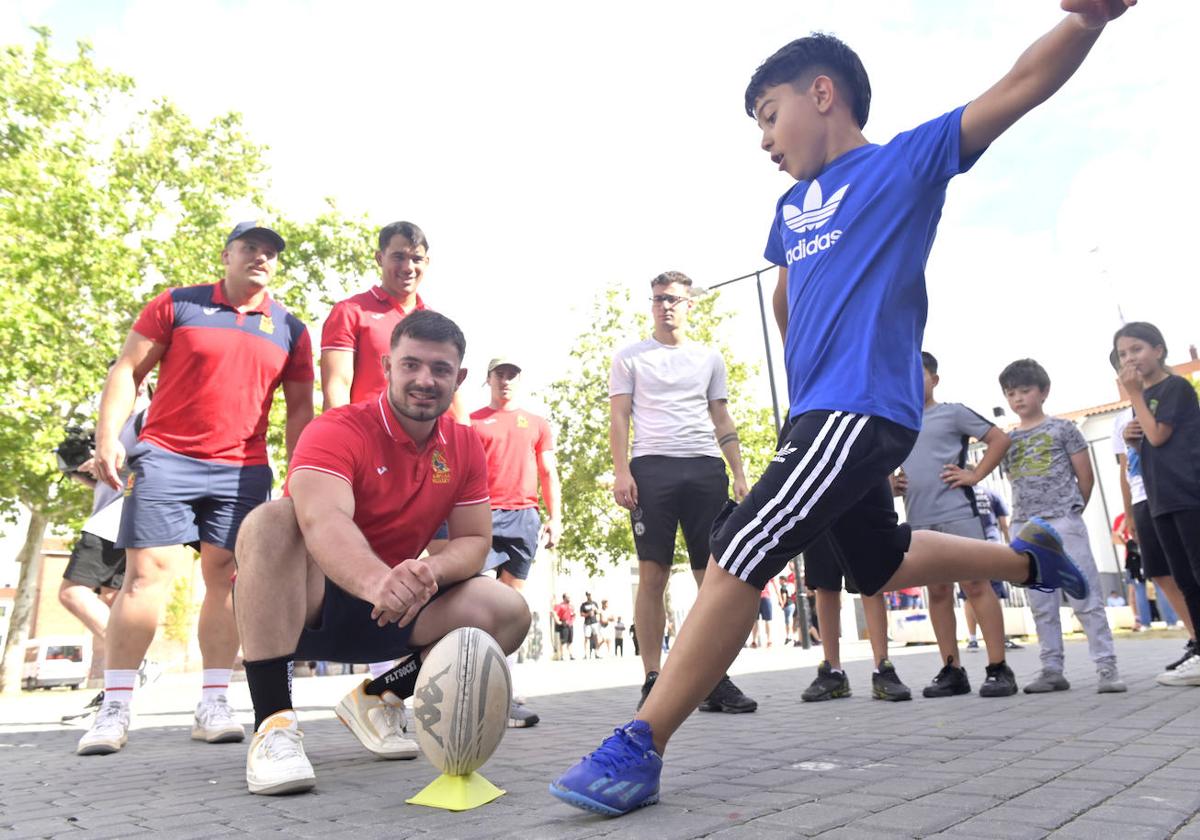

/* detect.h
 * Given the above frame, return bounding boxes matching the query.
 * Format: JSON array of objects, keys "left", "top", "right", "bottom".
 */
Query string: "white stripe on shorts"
[{"left": 721, "top": 412, "right": 868, "bottom": 581}]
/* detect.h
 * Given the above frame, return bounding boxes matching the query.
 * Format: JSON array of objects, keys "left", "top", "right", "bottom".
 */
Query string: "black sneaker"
[
  {"left": 802, "top": 661, "right": 851, "bottom": 702},
  {"left": 61, "top": 690, "right": 105, "bottom": 723},
  {"left": 1004, "top": 638, "right": 1025, "bottom": 650},
  {"left": 698, "top": 675, "right": 758, "bottom": 713},
  {"left": 1166, "top": 640, "right": 1197, "bottom": 671},
  {"left": 636, "top": 671, "right": 659, "bottom": 711},
  {"left": 979, "top": 661, "right": 1018, "bottom": 697},
  {"left": 922, "top": 657, "right": 971, "bottom": 698},
  {"left": 872, "top": 660, "right": 912, "bottom": 701}
]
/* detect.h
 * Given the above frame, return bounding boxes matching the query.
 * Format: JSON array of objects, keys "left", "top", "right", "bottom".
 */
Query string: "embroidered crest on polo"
[
  {"left": 783, "top": 181, "right": 849, "bottom": 233},
  {"left": 431, "top": 449, "right": 451, "bottom": 484}
]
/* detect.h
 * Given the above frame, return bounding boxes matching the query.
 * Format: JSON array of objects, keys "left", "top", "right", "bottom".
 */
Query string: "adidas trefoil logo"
[
  {"left": 783, "top": 181, "right": 848, "bottom": 233},
  {"left": 781, "top": 180, "right": 848, "bottom": 266},
  {"left": 772, "top": 442, "right": 798, "bottom": 463}
]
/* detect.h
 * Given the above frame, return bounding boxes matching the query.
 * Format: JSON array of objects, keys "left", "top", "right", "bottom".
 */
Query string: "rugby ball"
[{"left": 411, "top": 627, "right": 512, "bottom": 776}]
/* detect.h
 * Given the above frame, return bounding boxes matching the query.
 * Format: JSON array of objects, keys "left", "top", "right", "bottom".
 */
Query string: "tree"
[
  {"left": 546, "top": 282, "right": 778, "bottom": 577},
  {"left": 0, "top": 31, "right": 375, "bottom": 692}
]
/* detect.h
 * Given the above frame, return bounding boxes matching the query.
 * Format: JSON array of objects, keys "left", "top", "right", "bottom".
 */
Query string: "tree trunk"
[{"left": 0, "top": 509, "right": 49, "bottom": 695}]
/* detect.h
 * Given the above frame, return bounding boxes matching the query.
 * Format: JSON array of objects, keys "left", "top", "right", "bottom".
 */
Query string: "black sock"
[
  {"left": 364, "top": 652, "right": 422, "bottom": 699},
  {"left": 244, "top": 654, "right": 295, "bottom": 730},
  {"left": 1021, "top": 551, "right": 1037, "bottom": 585}
]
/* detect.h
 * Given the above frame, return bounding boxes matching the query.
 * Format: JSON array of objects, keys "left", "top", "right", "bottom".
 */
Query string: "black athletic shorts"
[
  {"left": 1132, "top": 501, "right": 1170, "bottom": 578},
  {"left": 629, "top": 455, "right": 728, "bottom": 570},
  {"left": 63, "top": 531, "right": 126, "bottom": 591},
  {"left": 803, "top": 532, "right": 860, "bottom": 594},
  {"left": 712, "top": 410, "right": 916, "bottom": 595},
  {"left": 293, "top": 576, "right": 469, "bottom": 663}
]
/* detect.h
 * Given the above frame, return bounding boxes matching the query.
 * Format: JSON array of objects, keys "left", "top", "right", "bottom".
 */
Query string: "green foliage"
[
  {"left": 546, "top": 283, "right": 778, "bottom": 575},
  {"left": 163, "top": 565, "right": 197, "bottom": 644},
  {"left": 0, "top": 30, "right": 374, "bottom": 532}
]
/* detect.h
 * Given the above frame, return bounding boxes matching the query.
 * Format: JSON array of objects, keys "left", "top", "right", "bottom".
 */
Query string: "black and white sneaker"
[
  {"left": 698, "top": 675, "right": 758, "bottom": 713},
  {"left": 979, "top": 661, "right": 1019, "bottom": 697},
  {"left": 922, "top": 657, "right": 971, "bottom": 698},
  {"left": 62, "top": 690, "right": 105, "bottom": 723},
  {"left": 1165, "top": 640, "right": 1197, "bottom": 672},
  {"left": 872, "top": 660, "right": 912, "bottom": 701}
]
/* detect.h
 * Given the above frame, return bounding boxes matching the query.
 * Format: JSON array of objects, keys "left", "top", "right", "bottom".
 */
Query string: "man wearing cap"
[
  {"left": 79, "top": 222, "right": 315, "bottom": 756},
  {"left": 470, "top": 357, "right": 561, "bottom": 728}
]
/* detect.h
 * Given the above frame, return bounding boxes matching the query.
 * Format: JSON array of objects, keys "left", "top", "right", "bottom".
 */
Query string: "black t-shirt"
[
  {"left": 580, "top": 599, "right": 598, "bottom": 625},
  {"left": 1140, "top": 374, "right": 1200, "bottom": 516}
]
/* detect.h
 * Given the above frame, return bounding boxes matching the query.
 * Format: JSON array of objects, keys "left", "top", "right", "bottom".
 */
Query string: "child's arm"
[
  {"left": 1070, "top": 449, "right": 1095, "bottom": 506},
  {"left": 772, "top": 266, "right": 788, "bottom": 341},
  {"left": 1121, "top": 365, "right": 1175, "bottom": 447},
  {"left": 941, "top": 427, "right": 1011, "bottom": 488},
  {"left": 960, "top": 1, "right": 1135, "bottom": 158},
  {"left": 1116, "top": 455, "right": 1135, "bottom": 540}
]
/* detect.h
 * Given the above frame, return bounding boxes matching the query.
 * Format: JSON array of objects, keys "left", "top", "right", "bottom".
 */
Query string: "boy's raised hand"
[{"left": 1061, "top": 0, "right": 1136, "bottom": 30}]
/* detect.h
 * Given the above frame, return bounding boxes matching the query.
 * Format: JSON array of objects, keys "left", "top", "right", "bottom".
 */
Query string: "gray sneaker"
[
  {"left": 508, "top": 701, "right": 540, "bottom": 728},
  {"left": 1097, "top": 666, "right": 1127, "bottom": 693},
  {"left": 1023, "top": 669, "right": 1070, "bottom": 694}
]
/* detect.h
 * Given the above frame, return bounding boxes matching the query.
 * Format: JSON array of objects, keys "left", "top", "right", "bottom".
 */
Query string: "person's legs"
[
  {"left": 926, "top": 582, "right": 960, "bottom": 666},
  {"left": 815, "top": 588, "right": 842, "bottom": 668},
  {"left": 862, "top": 593, "right": 889, "bottom": 665},
  {"left": 964, "top": 597, "right": 979, "bottom": 640},
  {"left": 636, "top": 561, "right": 670, "bottom": 676},
  {"left": 104, "top": 545, "right": 185, "bottom": 669},
  {"left": 960, "top": 580, "right": 1006, "bottom": 665},
  {"left": 197, "top": 542, "right": 239, "bottom": 670},
  {"left": 1153, "top": 512, "right": 1200, "bottom": 635},
  {"left": 59, "top": 579, "right": 111, "bottom": 638}
]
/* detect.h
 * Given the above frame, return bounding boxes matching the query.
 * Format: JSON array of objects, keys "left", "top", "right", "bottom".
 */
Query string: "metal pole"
[
  {"left": 754, "top": 271, "right": 783, "bottom": 433},
  {"left": 793, "top": 556, "right": 812, "bottom": 649}
]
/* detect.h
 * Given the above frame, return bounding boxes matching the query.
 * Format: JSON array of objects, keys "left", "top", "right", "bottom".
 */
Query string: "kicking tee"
[
  {"left": 287, "top": 393, "right": 489, "bottom": 565},
  {"left": 321, "top": 287, "right": 428, "bottom": 405},
  {"left": 764, "top": 107, "right": 983, "bottom": 430},
  {"left": 1138, "top": 374, "right": 1200, "bottom": 516},
  {"left": 1002, "top": 417, "right": 1087, "bottom": 522},
  {"left": 470, "top": 406, "right": 554, "bottom": 510},
  {"left": 609, "top": 338, "right": 727, "bottom": 459},
  {"left": 901, "top": 402, "right": 995, "bottom": 528}
]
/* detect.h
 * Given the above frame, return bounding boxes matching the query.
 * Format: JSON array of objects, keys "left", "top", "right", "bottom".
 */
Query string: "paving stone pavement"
[{"left": 3, "top": 636, "right": 1199, "bottom": 839}]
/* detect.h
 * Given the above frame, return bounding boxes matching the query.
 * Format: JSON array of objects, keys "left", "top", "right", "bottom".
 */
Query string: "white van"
[{"left": 21, "top": 637, "right": 89, "bottom": 690}]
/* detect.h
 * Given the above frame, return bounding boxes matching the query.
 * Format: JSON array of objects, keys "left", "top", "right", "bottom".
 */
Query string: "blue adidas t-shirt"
[{"left": 765, "top": 106, "right": 983, "bottom": 431}]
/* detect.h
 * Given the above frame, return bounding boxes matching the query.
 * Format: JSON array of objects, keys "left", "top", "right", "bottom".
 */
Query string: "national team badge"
[
  {"left": 259, "top": 314, "right": 275, "bottom": 335},
  {"left": 516, "top": 414, "right": 529, "bottom": 428},
  {"left": 431, "top": 449, "right": 451, "bottom": 484}
]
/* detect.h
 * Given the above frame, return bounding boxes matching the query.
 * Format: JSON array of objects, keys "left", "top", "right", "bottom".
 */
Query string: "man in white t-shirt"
[{"left": 610, "top": 270, "right": 755, "bottom": 714}]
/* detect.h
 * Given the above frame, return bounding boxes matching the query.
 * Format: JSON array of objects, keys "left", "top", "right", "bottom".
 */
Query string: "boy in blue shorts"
[{"left": 550, "top": 0, "right": 1135, "bottom": 816}]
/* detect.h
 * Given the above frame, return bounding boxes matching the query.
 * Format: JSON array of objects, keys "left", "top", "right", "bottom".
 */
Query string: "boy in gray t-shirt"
[
  {"left": 999, "top": 358, "right": 1124, "bottom": 694},
  {"left": 899, "top": 353, "right": 1016, "bottom": 698}
]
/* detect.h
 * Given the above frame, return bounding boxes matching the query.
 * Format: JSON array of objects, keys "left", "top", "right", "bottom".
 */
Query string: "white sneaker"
[
  {"left": 335, "top": 679, "right": 419, "bottom": 760},
  {"left": 192, "top": 695, "right": 246, "bottom": 743},
  {"left": 76, "top": 700, "right": 130, "bottom": 756},
  {"left": 1157, "top": 653, "right": 1200, "bottom": 687},
  {"left": 246, "top": 711, "right": 316, "bottom": 795}
]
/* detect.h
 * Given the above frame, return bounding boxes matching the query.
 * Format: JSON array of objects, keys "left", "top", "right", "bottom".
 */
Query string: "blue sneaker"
[
  {"left": 1011, "top": 517, "right": 1088, "bottom": 600},
  {"left": 549, "top": 720, "right": 662, "bottom": 816}
]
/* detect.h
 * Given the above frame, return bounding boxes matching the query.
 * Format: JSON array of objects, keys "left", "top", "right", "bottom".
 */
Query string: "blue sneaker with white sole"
[
  {"left": 1011, "top": 517, "right": 1089, "bottom": 600},
  {"left": 549, "top": 720, "right": 662, "bottom": 816}
]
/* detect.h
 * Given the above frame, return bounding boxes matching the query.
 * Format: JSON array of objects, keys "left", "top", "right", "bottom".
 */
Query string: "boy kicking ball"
[{"left": 550, "top": 0, "right": 1135, "bottom": 817}]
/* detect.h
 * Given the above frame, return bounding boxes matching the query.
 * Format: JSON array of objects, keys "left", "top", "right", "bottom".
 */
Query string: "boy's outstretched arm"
[{"left": 960, "top": 0, "right": 1135, "bottom": 158}]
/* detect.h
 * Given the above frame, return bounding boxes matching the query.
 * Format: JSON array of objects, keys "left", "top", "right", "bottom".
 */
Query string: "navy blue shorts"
[
  {"left": 116, "top": 442, "right": 273, "bottom": 551},
  {"left": 712, "top": 411, "right": 916, "bottom": 596},
  {"left": 293, "top": 576, "right": 468, "bottom": 663},
  {"left": 482, "top": 508, "right": 541, "bottom": 580}
]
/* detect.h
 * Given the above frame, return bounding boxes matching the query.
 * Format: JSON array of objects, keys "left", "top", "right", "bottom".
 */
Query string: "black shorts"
[
  {"left": 558, "top": 625, "right": 574, "bottom": 644},
  {"left": 293, "top": 576, "right": 467, "bottom": 663},
  {"left": 712, "top": 411, "right": 916, "bottom": 595},
  {"left": 630, "top": 455, "right": 728, "bottom": 570},
  {"left": 802, "top": 532, "right": 860, "bottom": 594},
  {"left": 1132, "top": 501, "right": 1170, "bottom": 578},
  {"left": 63, "top": 532, "right": 126, "bottom": 591}
]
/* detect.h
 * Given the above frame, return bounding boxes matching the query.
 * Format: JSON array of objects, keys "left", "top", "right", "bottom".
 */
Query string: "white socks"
[
  {"left": 201, "top": 668, "right": 232, "bottom": 703},
  {"left": 104, "top": 669, "right": 137, "bottom": 708}
]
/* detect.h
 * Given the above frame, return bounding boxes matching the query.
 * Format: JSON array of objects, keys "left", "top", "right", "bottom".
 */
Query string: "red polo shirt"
[
  {"left": 132, "top": 282, "right": 313, "bottom": 465},
  {"left": 469, "top": 407, "right": 554, "bottom": 510},
  {"left": 288, "top": 393, "right": 489, "bottom": 566},
  {"left": 320, "top": 286, "right": 427, "bottom": 405}
]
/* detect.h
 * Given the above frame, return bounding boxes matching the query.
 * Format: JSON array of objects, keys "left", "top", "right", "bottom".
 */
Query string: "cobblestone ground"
[{"left": 3, "top": 636, "right": 1199, "bottom": 839}]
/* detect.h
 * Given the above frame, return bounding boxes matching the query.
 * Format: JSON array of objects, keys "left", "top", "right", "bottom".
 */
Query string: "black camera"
[{"left": 55, "top": 426, "right": 95, "bottom": 474}]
